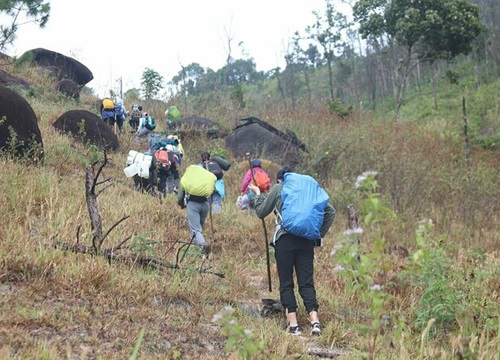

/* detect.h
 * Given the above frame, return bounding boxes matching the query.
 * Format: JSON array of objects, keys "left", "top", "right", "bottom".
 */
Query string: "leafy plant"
[
  {"left": 212, "top": 307, "right": 272, "bottom": 360},
  {"left": 129, "top": 327, "right": 145, "bottom": 360},
  {"left": 411, "top": 220, "right": 464, "bottom": 335},
  {"left": 334, "top": 171, "right": 398, "bottom": 359},
  {"left": 130, "top": 234, "right": 159, "bottom": 256}
]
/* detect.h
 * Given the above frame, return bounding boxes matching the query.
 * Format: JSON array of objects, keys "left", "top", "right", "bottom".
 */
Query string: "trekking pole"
[
  {"left": 204, "top": 161, "right": 214, "bottom": 233},
  {"left": 246, "top": 152, "right": 272, "bottom": 292}
]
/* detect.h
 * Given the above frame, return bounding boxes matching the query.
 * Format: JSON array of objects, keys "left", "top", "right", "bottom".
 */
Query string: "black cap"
[{"left": 276, "top": 166, "right": 292, "bottom": 180}]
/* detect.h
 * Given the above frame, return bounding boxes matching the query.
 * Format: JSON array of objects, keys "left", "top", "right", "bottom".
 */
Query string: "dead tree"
[{"left": 54, "top": 152, "right": 224, "bottom": 278}]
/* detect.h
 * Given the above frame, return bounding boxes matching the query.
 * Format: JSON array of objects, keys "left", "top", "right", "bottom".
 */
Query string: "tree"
[
  {"left": 140, "top": 68, "right": 164, "bottom": 99},
  {"left": 306, "top": 0, "right": 349, "bottom": 101},
  {"left": 218, "top": 58, "right": 263, "bottom": 86},
  {"left": 0, "top": 0, "right": 50, "bottom": 50},
  {"left": 354, "top": 0, "right": 484, "bottom": 121},
  {"left": 171, "top": 62, "right": 205, "bottom": 96}
]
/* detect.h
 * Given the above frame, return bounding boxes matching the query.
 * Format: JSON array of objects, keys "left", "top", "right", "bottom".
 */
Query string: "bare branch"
[
  {"left": 111, "top": 236, "right": 132, "bottom": 252},
  {"left": 96, "top": 183, "right": 113, "bottom": 197},
  {"left": 100, "top": 216, "right": 130, "bottom": 246},
  {"left": 76, "top": 225, "right": 81, "bottom": 244}
]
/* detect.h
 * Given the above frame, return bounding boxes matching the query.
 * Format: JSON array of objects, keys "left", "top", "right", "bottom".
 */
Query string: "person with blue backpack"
[
  {"left": 100, "top": 97, "right": 115, "bottom": 127},
  {"left": 249, "top": 166, "right": 335, "bottom": 336},
  {"left": 113, "top": 97, "right": 126, "bottom": 133},
  {"left": 135, "top": 112, "right": 156, "bottom": 147}
]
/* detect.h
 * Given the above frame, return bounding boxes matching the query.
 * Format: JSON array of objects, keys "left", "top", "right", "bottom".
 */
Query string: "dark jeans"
[
  {"left": 157, "top": 165, "right": 179, "bottom": 196},
  {"left": 274, "top": 233, "right": 318, "bottom": 314},
  {"left": 133, "top": 167, "right": 157, "bottom": 195},
  {"left": 129, "top": 117, "right": 140, "bottom": 131}
]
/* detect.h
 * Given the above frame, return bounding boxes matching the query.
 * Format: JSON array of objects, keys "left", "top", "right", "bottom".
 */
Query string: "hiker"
[
  {"left": 177, "top": 165, "right": 217, "bottom": 256},
  {"left": 168, "top": 134, "right": 184, "bottom": 165},
  {"left": 129, "top": 104, "right": 143, "bottom": 131},
  {"left": 165, "top": 105, "right": 181, "bottom": 129},
  {"left": 135, "top": 113, "right": 156, "bottom": 147},
  {"left": 152, "top": 137, "right": 181, "bottom": 197},
  {"left": 249, "top": 166, "right": 335, "bottom": 336},
  {"left": 113, "top": 97, "right": 126, "bottom": 133},
  {"left": 199, "top": 151, "right": 231, "bottom": 213},
  {"left": 131, "top": 152, "right": 157, "bottom": 196},
  {"left": 239, "top": 158, "right": 271, "bottom": 211},
  {"left": 100, "top": 98, "right": 115, "bottom": 127}
]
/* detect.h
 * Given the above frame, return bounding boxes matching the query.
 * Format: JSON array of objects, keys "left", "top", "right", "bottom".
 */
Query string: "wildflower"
[
  {"left": 354, "top": 171, "right": 378, "bottom": 188},
  {"left": 418, "top": 218, "right": 434, "bottom": 226},
  {"left": 370, "top": 284, "right": 382, "bottom": 291},
  {"left": 333, "top": 265, "right": 345, "bottom": 273},
  {"left": 343, "top": 228, "right": 364, "bottom": 236},
  {"left": 244, "top": 329, "right": 252, "bottom": 335},
  {"left": 211, "top": 306, "right": 234, "bottom": 323}
]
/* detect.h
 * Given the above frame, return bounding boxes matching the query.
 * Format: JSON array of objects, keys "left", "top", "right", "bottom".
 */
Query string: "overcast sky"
[{"left": 5, "top": 0, "right": 352, "bottom": 98}]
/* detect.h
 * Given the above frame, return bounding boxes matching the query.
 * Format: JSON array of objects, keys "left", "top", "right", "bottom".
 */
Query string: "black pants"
[
  {"left": 157, "top": 165, "right": 179, "bottom": 196},
  {"left": 274, "top": 233, "right": 318, "bottom": 314}
]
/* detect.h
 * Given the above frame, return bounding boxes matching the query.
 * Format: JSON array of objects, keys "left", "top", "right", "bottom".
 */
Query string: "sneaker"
[
  {"left": 201, "top": 245, "right": 211, "bottom": 256},
  {"left": 311, "top": 322, "right": 321, "bottom": 336},
  {"left": 288, "top": 325, "right": 302, "bottom": 336}
]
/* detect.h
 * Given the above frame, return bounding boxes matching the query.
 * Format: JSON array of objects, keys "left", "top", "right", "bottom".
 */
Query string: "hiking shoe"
[
  {"left": 311, "top": 322, "right": 321, "bottom": 336},
  {"left": 288, "top": 325, "right": 302, "bottom": 336},
  {"left": 201, "top": 245, "right": 211, "bottom": 256}
]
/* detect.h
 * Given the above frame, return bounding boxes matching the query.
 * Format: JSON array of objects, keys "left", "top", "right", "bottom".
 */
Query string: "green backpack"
[
  {"left": 180, "top": 165, "right": 216, "bottom": 197},
  {"left": 167, "top": 106, "right": 181, "bottom": 121}
]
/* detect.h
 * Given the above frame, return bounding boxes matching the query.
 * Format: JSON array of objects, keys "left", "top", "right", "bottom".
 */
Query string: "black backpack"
[{"left": 202, "top": 160, "right": 223, "bottom": 179}]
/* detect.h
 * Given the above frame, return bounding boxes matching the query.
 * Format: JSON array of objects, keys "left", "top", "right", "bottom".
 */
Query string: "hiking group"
[
  {"left": 99, "top": 98, "right": 172, "bottom": 137},
  {"left": 174, "top": 157, "right": 335, "bottom": 336},
  {"left": 120, "top": 104, "right": 336, "bottom": 337},
  {"left": 100, "top": 97, "right": 127, "bottom": 133}
]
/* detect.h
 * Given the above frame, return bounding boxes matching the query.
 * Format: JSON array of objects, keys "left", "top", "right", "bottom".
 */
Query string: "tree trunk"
[
  {"left": 431, "top": 62, "right": 438, "bottom": 110},
  {"left": 85, "top": 167, "right": 103, "bottom": 250},
  {"left": 327, "top": 57, "right": 334, "bottom": 101}
]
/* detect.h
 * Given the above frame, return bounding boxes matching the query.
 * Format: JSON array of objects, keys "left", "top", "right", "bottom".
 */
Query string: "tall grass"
[{"left": 0, "top": 60, "right": 499, "bottom": 359}]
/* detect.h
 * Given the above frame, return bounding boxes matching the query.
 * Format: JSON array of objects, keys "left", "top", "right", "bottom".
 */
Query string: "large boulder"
[
  {"left": 21, "top": 48, "right": 93, "bottom": 86},
  {"left": 0, "top": 85, "right": 44, "bottom": 162},
  {"left": 224, "top": 117, "right": 306, "bottom": 166},
  {"left": 172, "top": 116, "right": 223, "bottom": 139},
  {"left": 0, "top": 68, "right": 30, "bottom": 90},
  {"left": 55, "top": 79, "right": 80, "bottom": 100},
  {"left": 53, "top": 110, "right": 119, "bottom": 151}
]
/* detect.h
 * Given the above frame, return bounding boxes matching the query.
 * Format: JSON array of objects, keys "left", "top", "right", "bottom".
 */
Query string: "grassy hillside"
[{"left": 0, "top": 60, "right": 499, "bottom": 359}]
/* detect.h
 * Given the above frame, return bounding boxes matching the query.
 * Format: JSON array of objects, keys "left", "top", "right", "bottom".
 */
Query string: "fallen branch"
[
  {"left": 53, "top": 240, "right": 225, "bottom": 277},
  {"left": 307, "top": 346, "right": 351, "bottom": 358}
]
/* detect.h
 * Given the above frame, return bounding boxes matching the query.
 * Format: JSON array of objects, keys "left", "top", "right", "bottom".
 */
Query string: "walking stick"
[
  {"left": 246, "top": 152, "right": 272, "bottom": 292},
  {"left": 204, "top": 160, "right": 214, "bottom": 233}
]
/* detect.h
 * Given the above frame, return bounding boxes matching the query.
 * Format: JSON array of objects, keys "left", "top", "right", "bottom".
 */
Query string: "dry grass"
[{"left": 0, "top": 62, "right": 499, "bottom": 359}]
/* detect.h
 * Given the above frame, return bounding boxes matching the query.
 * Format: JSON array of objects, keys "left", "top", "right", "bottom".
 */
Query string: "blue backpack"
[
  {"left": 280, "top": 173, "right": 329, "bottom": 241},
  {"left": 144, "top": 116, "right": 156, "bottom": 130},
  {"left": 115, "top": 104, "right": 124, "bottom": 117}
]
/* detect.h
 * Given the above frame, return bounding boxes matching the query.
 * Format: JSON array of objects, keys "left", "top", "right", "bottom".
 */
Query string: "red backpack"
[
  {"left": 252, "top": 169, "right": 271, "bottom": 192},
  {"left": 155, "top": 149, "right": 178, "bottom": 170}
]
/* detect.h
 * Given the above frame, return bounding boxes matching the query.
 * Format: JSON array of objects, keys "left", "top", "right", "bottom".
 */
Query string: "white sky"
[{"left": 3, "top": 0, "right": 351, "bottom": 98}]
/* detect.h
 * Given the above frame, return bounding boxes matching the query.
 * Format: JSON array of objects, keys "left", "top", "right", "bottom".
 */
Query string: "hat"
[
  {"left": 276, "top": 166, "right": 293, "bottom": 181},
  {"left": 251, "top": 159, "right": 261, "bottom": 168}
]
